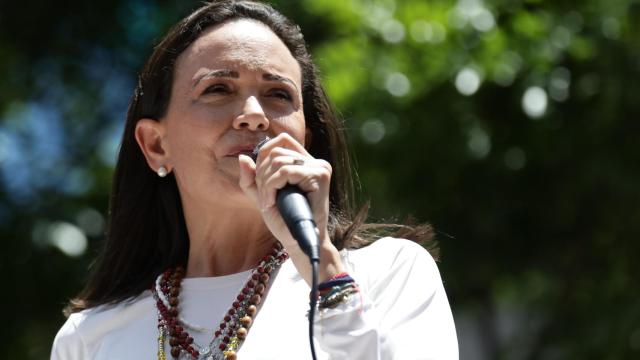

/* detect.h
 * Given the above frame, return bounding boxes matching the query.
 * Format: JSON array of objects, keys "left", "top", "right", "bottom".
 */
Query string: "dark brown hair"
[{"left": 66, "top": 0, "right": 435, "bottom": 315}]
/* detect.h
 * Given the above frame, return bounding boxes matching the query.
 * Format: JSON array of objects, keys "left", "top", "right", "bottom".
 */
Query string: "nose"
[{"left": 232, "top": 96, "right": 269, "bottom": 131}]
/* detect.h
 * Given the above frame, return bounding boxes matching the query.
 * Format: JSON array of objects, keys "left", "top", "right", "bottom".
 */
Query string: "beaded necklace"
[{"left": 152, "top": 243, "right": 288, "bottom": 360}]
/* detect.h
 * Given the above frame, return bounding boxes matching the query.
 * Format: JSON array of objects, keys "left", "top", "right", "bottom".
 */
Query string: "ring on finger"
[{"left": 292, "top": 157, "right": 305, "bottom": 166}]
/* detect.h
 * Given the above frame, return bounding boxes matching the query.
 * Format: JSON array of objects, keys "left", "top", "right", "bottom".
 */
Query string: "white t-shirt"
[{"left": 51, "top": 237, "right": 458, "bottom": 359}]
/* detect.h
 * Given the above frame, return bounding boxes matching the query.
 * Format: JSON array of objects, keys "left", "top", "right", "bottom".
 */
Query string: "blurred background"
[{"left": 1, "top": 0, "right": 639, "bottom": 358}]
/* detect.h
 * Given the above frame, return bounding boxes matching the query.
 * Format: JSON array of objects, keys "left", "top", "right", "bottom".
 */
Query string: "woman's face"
[{"left": 161, "top": 19, "right": 306, "bottom": 209}]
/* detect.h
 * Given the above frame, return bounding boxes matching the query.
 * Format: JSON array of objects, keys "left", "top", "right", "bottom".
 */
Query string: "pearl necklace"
[{"left": 153, "top": 243, "right": 288, "bottom": 360}]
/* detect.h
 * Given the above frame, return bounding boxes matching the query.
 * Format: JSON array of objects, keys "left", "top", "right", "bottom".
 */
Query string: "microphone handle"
[{"left": 276, "top": 184, "right": 320, "bottom": 261}]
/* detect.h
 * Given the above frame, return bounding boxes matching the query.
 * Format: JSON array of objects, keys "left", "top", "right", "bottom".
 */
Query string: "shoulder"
[
  {"left": 51, "top": 291, "right": 154, "bottom": 359},
  {"left": 343, "top": 237, "right": 437, "bottom": 271},
  {"left": 51, "top": 311, "right": 87, "bottom": 360},
  {"left": 342, "top": 237, "right": 441, "bottom": 290}
]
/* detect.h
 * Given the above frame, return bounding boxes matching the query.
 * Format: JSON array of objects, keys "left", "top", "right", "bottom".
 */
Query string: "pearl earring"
[{"left": 157, "top": 166, "right": 168, "bottom": 177}]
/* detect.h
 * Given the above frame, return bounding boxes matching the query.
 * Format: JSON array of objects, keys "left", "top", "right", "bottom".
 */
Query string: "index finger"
[{"left": 256, "top": 132, "right": 310, "bottom": 165}]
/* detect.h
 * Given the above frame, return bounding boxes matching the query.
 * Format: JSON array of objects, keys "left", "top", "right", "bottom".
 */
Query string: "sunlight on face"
[{"left": 163, "top": 19, "right": 306, "bottom": 209}]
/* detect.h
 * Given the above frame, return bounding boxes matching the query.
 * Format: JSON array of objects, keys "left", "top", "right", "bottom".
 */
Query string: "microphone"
[
  {"left": 252, "top": 138, "right": 321, "bottom": 360},
  {"left": 251, "top": 138, "right": 320, "bottom": 262}
]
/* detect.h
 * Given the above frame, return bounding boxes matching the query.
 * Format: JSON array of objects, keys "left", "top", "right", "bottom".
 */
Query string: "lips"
[{"left": 225, "top": 144, "right": 259, "bottom": 157}]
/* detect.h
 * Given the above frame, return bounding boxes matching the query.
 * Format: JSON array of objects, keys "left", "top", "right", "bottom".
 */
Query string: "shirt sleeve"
[
  {"left": 50, "top": 314, "right": 90, "bottom": 360},
  {"left": 314, "top": 238, "right": 458, "bottom": 360}
]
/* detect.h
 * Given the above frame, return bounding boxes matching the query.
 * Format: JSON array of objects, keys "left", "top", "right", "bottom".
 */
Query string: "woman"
[{"left": 51, "top": 1, "right": 458, "bottom": 359}]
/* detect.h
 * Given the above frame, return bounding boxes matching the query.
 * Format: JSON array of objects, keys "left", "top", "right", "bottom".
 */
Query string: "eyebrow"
[
  {"left": 263, "top": 73, "right": 299, "bottom": 92},
  {"left": 192, "top": 69, "right": 239, "bottom": 89},
  {"left": 192, "top": 69, "right": 299, "bottom": 92}
]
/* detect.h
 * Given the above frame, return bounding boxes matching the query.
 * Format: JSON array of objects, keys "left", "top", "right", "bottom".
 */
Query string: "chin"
[
  {"left": 218, "top": 173, "right": 252, "bottom": 198},
  {"left": 209, "top": 162, "right": 256, "bottom": 207}
]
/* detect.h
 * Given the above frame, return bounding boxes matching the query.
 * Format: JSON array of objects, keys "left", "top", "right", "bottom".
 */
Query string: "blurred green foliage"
[{"left": 1, "top": 0, "right": 639, "bottom": 358}]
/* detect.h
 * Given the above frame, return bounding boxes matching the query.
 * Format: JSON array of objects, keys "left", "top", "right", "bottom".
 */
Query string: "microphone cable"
[
  {"left": 308, "top": 258, "right": 319, "bottom": 360},
  {"left": 251, "top": 137, "right": 319, "bottom": 359}
]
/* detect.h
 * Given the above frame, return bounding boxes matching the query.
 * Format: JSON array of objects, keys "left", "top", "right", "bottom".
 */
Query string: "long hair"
[{"left": 65, "top": 0, "right": 435, "bottom": 315}]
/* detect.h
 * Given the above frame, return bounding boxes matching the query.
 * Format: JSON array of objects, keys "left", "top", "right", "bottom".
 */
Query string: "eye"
[
  {"left": 202, "top": 84, "right": 231, "bottom": 95},
  {"left": 268, "top": 88, "right": 293, "bottom": 102}
]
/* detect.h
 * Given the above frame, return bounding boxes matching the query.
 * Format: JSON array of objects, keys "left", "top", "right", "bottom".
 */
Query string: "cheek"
[
  {"left": 165, "top": 122, "right": 218, "bottom": 169},
  {"left": 273, "top": 110, "right": 307, "bottom": 144},
  {"left": 165, "top": 103, "right": 232, "bottom": 146},
  {"left": 176, "top": 103, "right": 236, "bottom": 130},
  {"left": 294, "top": 113, "right": 308, "bottom": 146}
]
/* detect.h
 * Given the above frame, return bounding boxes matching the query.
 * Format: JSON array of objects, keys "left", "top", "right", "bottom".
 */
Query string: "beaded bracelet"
[
  {"left": 319, "top": 282, "right": 359, "bottom": 310},
  {"left": 321, "top": 282, "right": 357, "bottom": 300},
  {"left": 311, "top": 272, "right": 360, "bottom": 310}
]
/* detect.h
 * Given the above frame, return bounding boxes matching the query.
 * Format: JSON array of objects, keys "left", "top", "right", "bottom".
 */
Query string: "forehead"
[{"left": 175, "top": 19, "right": 302, "bottom": 85}]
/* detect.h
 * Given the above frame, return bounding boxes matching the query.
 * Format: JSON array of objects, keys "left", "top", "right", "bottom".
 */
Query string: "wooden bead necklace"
[{"left": 152, "top": 242, "right": 288, "bottom": 360}]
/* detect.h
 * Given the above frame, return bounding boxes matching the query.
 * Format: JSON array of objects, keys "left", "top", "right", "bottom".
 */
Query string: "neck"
[{"left": 182, "top": 200, "right": 274, "bottom": 278}]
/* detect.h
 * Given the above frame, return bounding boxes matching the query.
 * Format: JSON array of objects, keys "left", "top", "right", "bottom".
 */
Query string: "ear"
[
  {"left": 304, "top": 127, "right": 313, "bottom": 150},
  {"left": 134, "top": 118, "right": 171, "bottom": 174}
]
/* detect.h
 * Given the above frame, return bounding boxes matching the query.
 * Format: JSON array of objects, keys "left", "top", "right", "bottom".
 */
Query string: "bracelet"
[
  {"left": 326, "top": 272, "right": 350, "bottom": 281},
  {"left": 321, "top": 282, "right": 357, "bottom": 300},
  {"left": 318, "top": 275, "right": 355, "bottom": 292},
  {"left": 318, "top": 282, "right": 359, "bottom": 310}
]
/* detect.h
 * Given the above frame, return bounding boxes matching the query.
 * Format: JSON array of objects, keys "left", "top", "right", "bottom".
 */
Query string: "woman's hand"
[{"left": 238, "top": 133, "right": 344, "bottom": 285}]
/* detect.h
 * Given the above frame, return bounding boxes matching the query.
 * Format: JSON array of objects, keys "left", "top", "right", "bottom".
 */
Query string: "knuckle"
[
  {"left": 309, "top": 179, "right": 320, "bottom": 191},
  {"left": 318, "top": 159, "right": 332, "bottom": 173},
  {"left": 272, "top": 147, "right": 289, "bottom": 157},
  {"left": 272, "top": 156, "right": 288, "bottom": 168},
  {"left": 315, "top": 162, "right": 332, "bottom": 179},
  {"left": 278, "top": 132, "right": 294, "bottom": 141},
  {"left": 317, "top": 170, "right": 331, "bottom": 182},
  {"left": 278, "top": 166, "right": 292, "bottom": 177}
]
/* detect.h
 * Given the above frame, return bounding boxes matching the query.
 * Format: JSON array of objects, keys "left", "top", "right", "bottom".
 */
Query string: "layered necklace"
[{"left": 152, "top": 242, "right": 288, "bottom": 360}]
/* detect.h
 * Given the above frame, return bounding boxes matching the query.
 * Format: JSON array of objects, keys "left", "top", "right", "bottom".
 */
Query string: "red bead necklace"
[{"left": 153, "top": 242, "right": 288, "bottom": 360}]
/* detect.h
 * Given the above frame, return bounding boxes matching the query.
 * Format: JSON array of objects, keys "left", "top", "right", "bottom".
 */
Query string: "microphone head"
[{"left": 251, "top": 136, "right": 271, "bottom": 162}]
